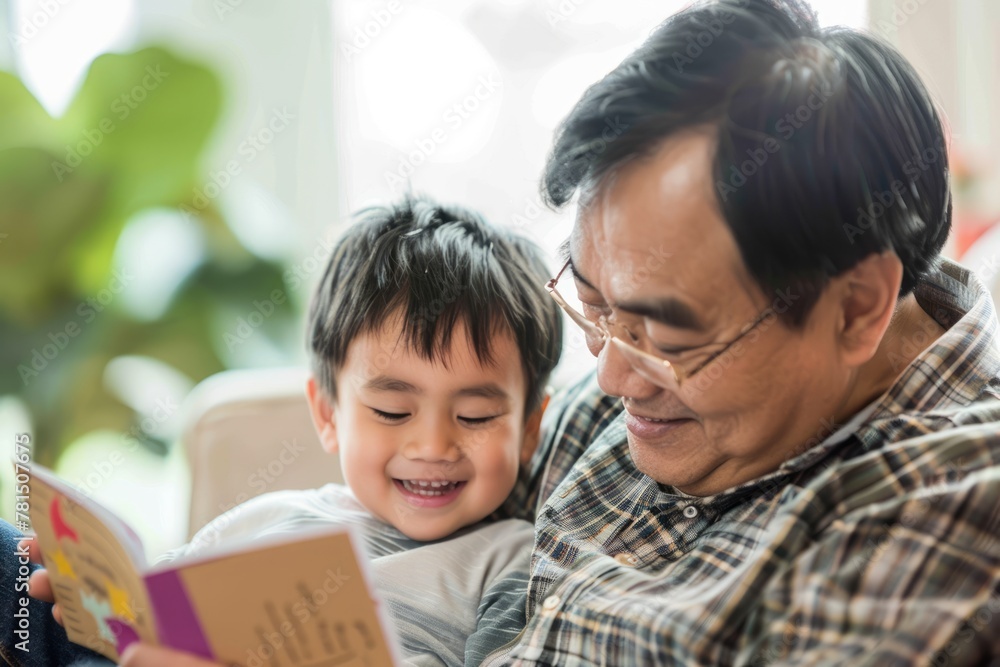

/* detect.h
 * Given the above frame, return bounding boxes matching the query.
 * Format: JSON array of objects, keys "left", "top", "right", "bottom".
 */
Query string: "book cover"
[{"left": 26, "top": 464, "right": 399, "bottom": 666}]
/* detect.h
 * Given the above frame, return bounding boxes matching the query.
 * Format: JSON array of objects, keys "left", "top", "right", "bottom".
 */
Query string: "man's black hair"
[
  {"left": 543, "top": 0, "right": 950, "bottom": 324},
  {"left": 308, "top": 195, "right": 562, "bottom": 413}
]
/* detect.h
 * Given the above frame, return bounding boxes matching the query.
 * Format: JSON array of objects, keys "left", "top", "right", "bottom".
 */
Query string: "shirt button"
[
  {"left": 683, "top": 505, "right": 699, "bottom": 519},
  {"left": 614, "top": 552, "right": 638, "bottom": 566},
  {"left": 542, "top": 595, "right": 561, "bottom": 611}
]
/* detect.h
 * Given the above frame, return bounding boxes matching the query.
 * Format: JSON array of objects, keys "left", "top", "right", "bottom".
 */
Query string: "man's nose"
[{"left": 595, "top": 336, "right": 661, "bottom": 401}]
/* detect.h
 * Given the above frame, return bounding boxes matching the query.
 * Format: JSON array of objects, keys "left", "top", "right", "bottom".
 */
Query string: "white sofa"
[{"left": 182, "top": 367, "right": 342, "bottom": 538}]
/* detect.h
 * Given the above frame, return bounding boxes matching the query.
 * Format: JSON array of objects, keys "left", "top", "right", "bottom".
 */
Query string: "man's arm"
[{"left": 736, "top": 465, "right": 1000, "bottom": 665}]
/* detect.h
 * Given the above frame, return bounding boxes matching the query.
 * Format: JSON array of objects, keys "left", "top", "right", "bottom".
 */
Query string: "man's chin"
[{"left": 624, "top": 422, "right": 707, "bottom": 487}]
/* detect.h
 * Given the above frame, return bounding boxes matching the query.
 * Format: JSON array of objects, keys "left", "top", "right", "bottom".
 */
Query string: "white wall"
[
  {"left": 132, "top": 0, "right": 341, "bottom": 256},
  {"left": 869, "top": 0, "right": 1000, "bottom": 217}
]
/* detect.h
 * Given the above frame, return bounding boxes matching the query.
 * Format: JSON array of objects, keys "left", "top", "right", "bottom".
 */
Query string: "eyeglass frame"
[{"left": 544, "top": 259, "right": 774, "bottom": 390}]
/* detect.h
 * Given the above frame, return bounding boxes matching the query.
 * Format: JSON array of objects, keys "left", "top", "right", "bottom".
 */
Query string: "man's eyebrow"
[
  {"left": 363, "top": 376, "right": 422, "bottom": 394},
  {"left": 567, "top": 256, "right": 599, "bottom": 292},
  {"left": 565, "top": 243, "right": 703, "bottom": 330},
  {"left": 616, "top": 297, "right": 705, "bottom": 332}
]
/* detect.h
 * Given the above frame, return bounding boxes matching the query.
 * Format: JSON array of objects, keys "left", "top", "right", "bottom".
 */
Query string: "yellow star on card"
[
  {"left": 105, "top": 579, "right": 136, "bottom": 623},
  {"left": 51, "top": 549, "right": 77, "bottom": 580}
]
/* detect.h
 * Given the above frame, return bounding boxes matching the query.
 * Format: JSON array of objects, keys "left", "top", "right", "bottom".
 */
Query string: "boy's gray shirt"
[{"left": 159, "top": 483, "right": 531, "bottom": 666}]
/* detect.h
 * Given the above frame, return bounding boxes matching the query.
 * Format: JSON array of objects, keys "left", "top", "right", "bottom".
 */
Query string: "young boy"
[{"left": 8, "top": 194, "right": 562, "bottom": 666}]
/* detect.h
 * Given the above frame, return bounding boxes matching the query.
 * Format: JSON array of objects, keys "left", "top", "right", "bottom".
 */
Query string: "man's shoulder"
[
  {"left": 544, "top": 371, "right": 624, "bottom": 450},
  {"left": 504, "top": 373, "right": 624, "bottom": 519},
  {"left": 884, "top": 421, "right": 1000, "bottom": 485},
  {"left": 815, "top": 421, "right": 1000, "bottom": 522},
  {"left": 538, "top": 372, "right": 626, "bottom": 475}
]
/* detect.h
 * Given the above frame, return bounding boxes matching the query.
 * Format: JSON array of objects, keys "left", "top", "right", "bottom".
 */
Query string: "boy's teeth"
[{"left": 400, "top": 480, "right": 460, "bottom": 496}]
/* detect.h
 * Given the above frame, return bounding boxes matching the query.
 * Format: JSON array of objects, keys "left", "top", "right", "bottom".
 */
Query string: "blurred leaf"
[
  {"left": 59, "top": 46, "right": 222, "bottom": 200},
  {"left": 58, "top": 46, "right": 224, "bottom": 293},
  {"left": 0, "top": 46, "right": 301, "bottom": 464},
  {"left": 0, "top": 72, "right": 57, "bottom": 150},
  {"left": 0, "top": 147, "right": 108, "bottom": 322}
]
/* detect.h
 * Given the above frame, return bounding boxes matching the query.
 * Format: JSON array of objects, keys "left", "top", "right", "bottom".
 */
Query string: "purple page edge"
[{"left": 144, "top": 568, "right": 215, "bottom": 660}]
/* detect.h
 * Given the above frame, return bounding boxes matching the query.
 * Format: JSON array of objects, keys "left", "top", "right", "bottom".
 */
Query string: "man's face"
[
  {"left": 308, "top": 316, "right": 534, "bottom": 541},
  {"left": 569, "top": 128, "right": 850, "bottom": 495}
]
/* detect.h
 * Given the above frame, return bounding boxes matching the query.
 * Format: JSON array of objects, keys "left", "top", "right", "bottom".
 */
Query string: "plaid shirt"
[{"left": 489, "top": 258, "right": 1000, "bottom": 666}]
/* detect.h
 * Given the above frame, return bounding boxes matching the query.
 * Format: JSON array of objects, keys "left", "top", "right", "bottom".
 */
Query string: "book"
[{"left": 26, "top": 464, "right": 400, "bottom": 666}]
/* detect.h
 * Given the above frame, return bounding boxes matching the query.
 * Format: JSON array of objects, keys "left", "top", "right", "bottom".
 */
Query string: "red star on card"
[{"left": 51, "top": 496, "right": 79, "bottom": 543}]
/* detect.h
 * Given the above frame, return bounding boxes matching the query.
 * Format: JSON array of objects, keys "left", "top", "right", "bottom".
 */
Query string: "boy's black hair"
[
  {"left": 308, "top": 195, "right": 563, "bottom": 413},
  {"left": 543, "top": 0, "right": 950, "bottom": 326}
]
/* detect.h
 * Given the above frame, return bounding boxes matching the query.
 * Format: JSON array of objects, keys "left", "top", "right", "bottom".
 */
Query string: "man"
[
  {"left": 5, "top": 0, "right": 1000, "bottom": 664},
  {"left": 485, "top": 0, "right": 1000, "bottom": 664}
]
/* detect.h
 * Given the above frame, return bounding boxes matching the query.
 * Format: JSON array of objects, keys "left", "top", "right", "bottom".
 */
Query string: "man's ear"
[
  {"left": 306, "top": 377, "right": 338, "bottom": 455},
  {"left": 519, "top": 394, "right": 550, "bottom": 467},
  {"left": 834, "top": 251, "right": 902, "bottom": 367}
]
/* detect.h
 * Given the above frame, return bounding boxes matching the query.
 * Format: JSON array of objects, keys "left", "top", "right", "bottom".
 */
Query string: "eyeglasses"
[{"left": 545, "top": 259, "right": 772, "bottom": 391}]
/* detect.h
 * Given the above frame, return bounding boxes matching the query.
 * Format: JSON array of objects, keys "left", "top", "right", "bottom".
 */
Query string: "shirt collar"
[
  {"left": 880, "top": 257, "right": 1000, "bottom": 408},
  {"left": 779, "top": 257, "right": 1000, "bottom": 473}
]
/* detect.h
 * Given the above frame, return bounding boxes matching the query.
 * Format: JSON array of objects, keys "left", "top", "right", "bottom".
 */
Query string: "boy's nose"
[{"left": 402, "top": 427, "right": 462, "bottom": 463}]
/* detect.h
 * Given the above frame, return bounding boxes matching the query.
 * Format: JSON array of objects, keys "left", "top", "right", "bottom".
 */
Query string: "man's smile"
[{"left": 622, "top": 405, "right": 698, "bottom": 440}]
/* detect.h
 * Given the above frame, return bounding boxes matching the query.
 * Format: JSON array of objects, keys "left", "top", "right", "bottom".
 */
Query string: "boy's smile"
[
  {"left": 392, "top": 479, "right": 467, "bottom": 507},
  {"left": 307, "top": 314, "right": 540, "bottom": 541}
]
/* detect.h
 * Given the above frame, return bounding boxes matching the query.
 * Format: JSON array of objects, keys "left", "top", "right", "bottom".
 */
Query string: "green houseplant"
[{"left": 0, "top": 46, "right": 296, "bottom": 465}]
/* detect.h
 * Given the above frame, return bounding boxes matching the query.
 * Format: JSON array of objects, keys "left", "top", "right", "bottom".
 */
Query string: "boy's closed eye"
[
  {"left": 457, "top": 413, "right": 504, "bottom": 427},
  {"left": 371, "top": 408, "right": 410, "bottom": 423},
  {"left": 368, "top": 407, "right": 504, "bottom": 427}
]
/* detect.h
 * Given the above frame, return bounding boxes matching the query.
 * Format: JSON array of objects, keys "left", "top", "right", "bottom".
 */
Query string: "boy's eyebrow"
[
  {"left": 362, "top": 376, "right": 510, "bottom": 401},
  {"left": 455, "top": 384, "right": 510, "bottom": 401},
  {"left": 363, "top": 376, "right": 422, "bottom": 394}
]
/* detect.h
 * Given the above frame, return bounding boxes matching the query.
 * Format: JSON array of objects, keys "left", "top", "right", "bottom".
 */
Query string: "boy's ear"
[
  {"left": 519, "top": 394, "right": 550, "bottom": 468},
  {"left": 306, "top": 377, "right": 338, "bottom": 455}
]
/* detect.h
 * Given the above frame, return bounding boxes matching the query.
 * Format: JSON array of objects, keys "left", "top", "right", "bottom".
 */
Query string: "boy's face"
[{"left": 306, "top": 316, "right": 541, "bottom": 541}]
